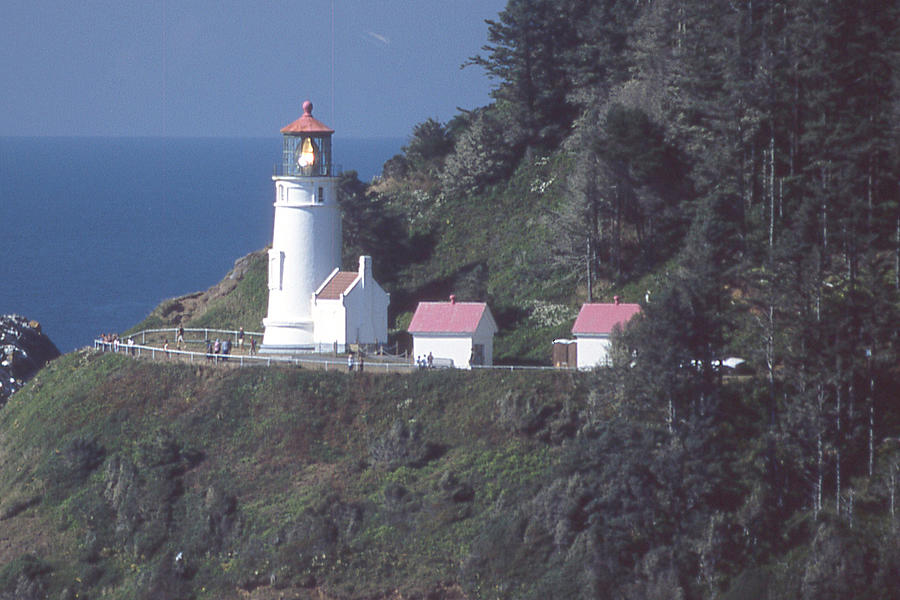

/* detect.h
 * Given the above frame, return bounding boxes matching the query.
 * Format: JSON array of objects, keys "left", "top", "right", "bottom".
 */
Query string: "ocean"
[{"left": 0, "top": 136, "right": 404, "bottom": 352}]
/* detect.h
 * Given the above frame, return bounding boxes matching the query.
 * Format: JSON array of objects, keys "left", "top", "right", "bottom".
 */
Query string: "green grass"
[
  {"left": 5, "top": 343, "right": 900, "bottom": 599},
  {"left": 0, "top": 354, "right": 587, "bottom": 598}
]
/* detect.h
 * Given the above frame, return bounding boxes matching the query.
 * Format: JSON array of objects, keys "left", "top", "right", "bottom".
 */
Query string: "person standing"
[
  {"left": 238, "top": 327, "right": 245, "bottom": 351},
  {"left": 347, "top": 353, "right": 354, "bottom": 372}
]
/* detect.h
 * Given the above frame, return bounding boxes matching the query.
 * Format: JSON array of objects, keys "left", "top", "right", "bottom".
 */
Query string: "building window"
[{"left": 317, "top": 186, "right": 325, "bottom": 203}]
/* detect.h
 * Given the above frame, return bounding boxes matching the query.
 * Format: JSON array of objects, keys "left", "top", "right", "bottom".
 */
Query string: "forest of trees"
[{"left": 338, "top": 0, "right": 900, "bottom": 596}]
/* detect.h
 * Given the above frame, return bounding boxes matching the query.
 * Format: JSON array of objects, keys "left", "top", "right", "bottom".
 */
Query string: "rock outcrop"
[{"left": 0, "top": 315, "right": 60, "bottom": 405}]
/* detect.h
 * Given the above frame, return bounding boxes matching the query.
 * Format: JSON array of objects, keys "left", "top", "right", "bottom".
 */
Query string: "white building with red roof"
[
  {"left": 572, "top": 297, "right": 641, "bottom": 368},
  {"left": 408, "top": 296, "right": 498, "bottom": 369},
  {"left": 311, "top": 256, "right": 389, "bottom": 353}
]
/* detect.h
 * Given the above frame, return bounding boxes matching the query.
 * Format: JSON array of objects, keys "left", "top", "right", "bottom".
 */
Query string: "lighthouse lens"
[{"left": 297, "top": 138, "right": 316, "bottom": 168}]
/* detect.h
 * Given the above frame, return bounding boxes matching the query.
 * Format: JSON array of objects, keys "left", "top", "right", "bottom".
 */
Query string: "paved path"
[{"left": 94, "top": 340, "right": 414, "bottom": 373}]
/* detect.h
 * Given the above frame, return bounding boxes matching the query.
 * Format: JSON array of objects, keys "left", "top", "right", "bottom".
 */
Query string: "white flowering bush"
[
  {"left": 529, "top": 177, "right": 556, "bottom": 194},
  {"left": 527, "top": 301, "right": 577, "bottom": 328}
]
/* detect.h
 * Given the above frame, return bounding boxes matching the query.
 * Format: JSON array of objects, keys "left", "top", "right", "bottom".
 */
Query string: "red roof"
[
  {"left": 316, "top": 271, "right": 359, "bottom": 300},
  {"left": 280, "top": 100, "right": 334, "bottom": 135},
  {"left": 572, "top": 302, "right": 641, "bottom": 335},
  {"left": 408, "top": 300, "right": 494, "bottom": 334}
]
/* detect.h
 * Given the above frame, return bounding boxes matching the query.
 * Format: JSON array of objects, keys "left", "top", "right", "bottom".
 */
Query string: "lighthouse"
[{"left": 261, "top": 101, "right": 342, "bottom": 351}]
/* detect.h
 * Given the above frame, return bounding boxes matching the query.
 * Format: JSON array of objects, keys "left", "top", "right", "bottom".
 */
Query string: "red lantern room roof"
[{"left": 280, "top": 100, "right": 334, "bottom": 135}]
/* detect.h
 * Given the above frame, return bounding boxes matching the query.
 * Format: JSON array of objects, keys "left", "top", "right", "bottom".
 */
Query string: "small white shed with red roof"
[
  {"left": 311, "top": 255, "right": 389, "bottom": 353},
  {"left": 572, "top": 297, "right": 641, "bottom": 368},
  {"left": 407, "top": 296, "right": 498, "bottom": 368}
]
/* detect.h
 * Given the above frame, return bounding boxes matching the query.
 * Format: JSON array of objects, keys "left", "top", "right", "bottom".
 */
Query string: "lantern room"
[{"left": 279, "top": 100, "right": 334, "bottom": 177}]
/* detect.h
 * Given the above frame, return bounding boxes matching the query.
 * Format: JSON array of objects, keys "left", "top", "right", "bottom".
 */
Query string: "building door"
[{"left": 471, "top": 344, "right": 485, "bottom": 366}]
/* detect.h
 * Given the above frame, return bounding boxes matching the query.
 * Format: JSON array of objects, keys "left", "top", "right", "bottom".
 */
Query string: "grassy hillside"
[
  {"left": 3, "top": 350, "right": 900, "bottom": 599},
  {"left": 0, "top": 351, "right": 591, "bottom": 599}
]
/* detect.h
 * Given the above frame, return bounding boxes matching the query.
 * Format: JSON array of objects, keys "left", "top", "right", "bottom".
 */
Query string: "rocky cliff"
[{"left": 0, "top": 315, "right": 60, "bottom": 405}]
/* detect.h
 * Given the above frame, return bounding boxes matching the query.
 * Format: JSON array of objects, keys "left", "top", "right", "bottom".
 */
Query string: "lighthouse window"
[
  {"left": 317, "top": 187, "right": 324, "bottom": 203},
  {"left": 268, "top": 251, "right": 284, "bottom": 291}
]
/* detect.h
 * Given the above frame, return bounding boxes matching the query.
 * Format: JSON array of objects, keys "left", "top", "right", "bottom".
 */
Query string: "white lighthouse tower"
[{"left": 261, "top": 100, "right": 342, "bottom": 352}]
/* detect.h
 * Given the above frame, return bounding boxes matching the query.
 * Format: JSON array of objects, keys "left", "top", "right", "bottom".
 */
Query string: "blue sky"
[{"left": 1, "top": 0, "right": 506, "bottom": 138}]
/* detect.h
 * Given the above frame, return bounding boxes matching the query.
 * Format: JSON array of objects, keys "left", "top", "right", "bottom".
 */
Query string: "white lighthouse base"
[{"left": 260, "top": 318, "right": 315, "bottom": 354}]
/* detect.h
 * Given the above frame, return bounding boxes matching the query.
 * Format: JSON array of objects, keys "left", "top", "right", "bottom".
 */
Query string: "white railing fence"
[
  {"left": 95, "top": 327, "right": 571, "bottom": 372},
  {"left": 93, "top": 338, "right": 415, "bottom": 372}
]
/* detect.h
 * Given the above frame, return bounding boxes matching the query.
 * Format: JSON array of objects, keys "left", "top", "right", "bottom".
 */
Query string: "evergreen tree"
[
  {"left": 338, "top": 172, "right": 408, "bottom": 286},
  {"left": 468, "top": 0, "right": 641, "bottom": 152}
]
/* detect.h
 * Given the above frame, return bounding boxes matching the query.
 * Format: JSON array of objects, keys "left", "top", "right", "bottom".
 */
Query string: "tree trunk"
[
  {"left": 890, "top": 462, "right": 897, "bottom": 529},
  {"left": 895, "top": 211, "right": 899, "bottom": 290},
  {"left": 868, "top": 348, "right": 874, "bottom": 478},
  {"left": 614, "top": 186, "right": 622, "bottom": 277},
  {"left": 769, "top": 135, "right": 775, "bottom": 250},
  {"left": 586, "top": 237, "right": 593, "bottom": 302},
  {"left": 821, "top": 166, "right": 829, "bottom": 254},
  {"left": 836, "top": 447, "right": 841, "bottom": 516},
  {"left": 668, "top": 393, "right": 675, "bottom": 435},
  {"left": 816, "top": 384, "right": 824, "bottom": 520},
  {"left": 816, "top": 431, "right": 823, "bottom": 520}
]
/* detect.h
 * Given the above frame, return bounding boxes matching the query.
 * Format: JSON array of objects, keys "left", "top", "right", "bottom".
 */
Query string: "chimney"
[
  {"left": 359, "top": 256, "right": 372, "bottom": 287},
  {"left": 614, "top": 295, "right": 620, "bottom": 305},
  {"left": 449, "top": 294, "right": 456, "bottom": 304}
]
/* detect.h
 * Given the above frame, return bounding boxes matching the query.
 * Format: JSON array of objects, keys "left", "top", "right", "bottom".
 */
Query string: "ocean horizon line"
[{"left": 0, "top": 134, "right": 407, "bottom": 141}]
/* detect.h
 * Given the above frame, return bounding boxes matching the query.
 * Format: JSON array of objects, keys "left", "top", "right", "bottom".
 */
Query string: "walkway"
[
  {"left": 95, "top": 327, "right": 415, "bottom": 373},
  {"left": 95, "top": 327, "right": 571, "bottom": 373}
]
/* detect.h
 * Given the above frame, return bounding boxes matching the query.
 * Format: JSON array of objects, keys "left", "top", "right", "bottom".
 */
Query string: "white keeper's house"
[
  {"left": 572, "top": 297, "right": 641, "bottom": 368},
  {"left": 312, "top": 255, "right": 390, "bottom": 353},
  {"left": 260, "top": 100, "right": 388, "bottom": 354},
  {"left": 407, "top": 296, "right": 498, "bottom": 369}
]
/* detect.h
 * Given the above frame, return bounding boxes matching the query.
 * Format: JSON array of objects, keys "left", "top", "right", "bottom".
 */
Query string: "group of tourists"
[
  {"left": 415, "top": 352, "right": 434, "bottom": 369},
  {"left": 347, "top": 351, "right": 364, "bottom": 372},
  {"left": 200, "top": 329, "right": 257, "bottom": 362},
  {"left": 98, "top": 332, "right": 119, "bottom": 348},
  {"left": 97, "top": 333, "right": 137, "bottom": 355},
  {"left": 205, "top": 338, "right": 232, "bottom": 362},
  {"left": 97, "top": 326, "right": 259, "bottom": 362}
]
